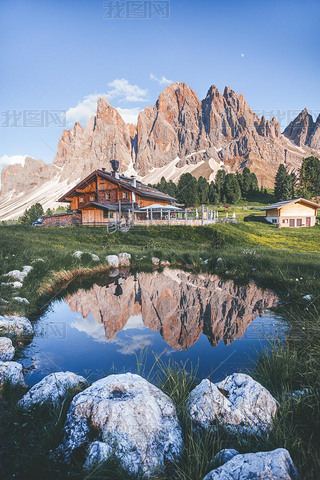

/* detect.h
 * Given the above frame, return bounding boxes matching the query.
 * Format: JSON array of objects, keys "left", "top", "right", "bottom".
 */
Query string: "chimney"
[
  {"left": 110, "top": 160, "right": 120, "bottom": 179},
  {"left": 131, "top": 176, "right": 137, "bottom": 188}
]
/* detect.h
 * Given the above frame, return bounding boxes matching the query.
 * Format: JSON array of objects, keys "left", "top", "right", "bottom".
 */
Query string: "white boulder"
[
  {"left": 18, "top": 371, "right": 88, "bottom": 410},
  {"left": 1, "top": 281, "right": 23, "bottom": 289},
  {"left": 118, "top": 252, "right": 131, "bottom": 266},
  {"left": 3, "top": 266, "right": 33, "bottom": 282},
  {"left": 13, "top": 297, "right": 30, "bottom": 304},
  {"left": 0, "top": 337, "right": 15, "bottom": 361},
  {"left": 0, "top": 315, "right": 33, "bottom": 337},
  {"left": 73, "top": 251, "right": 100, "bottom": 262},
  {"left": 203, "top": 448, "right": 299, "bottom": 480},
  {"left": 188, "top": 373, "right": 277, "bottom": 435},
  {"left": 0, "top": 361, "right": 25, "bottom": 386},
  {"left": 106, "top": 255, "right": 119, "bottom": 268},
  {"left": 72, "top": 251, "right": 83, "bottom": 258},
  {"left": 59, "top": 373, "right": 183, "bottom": 476}
]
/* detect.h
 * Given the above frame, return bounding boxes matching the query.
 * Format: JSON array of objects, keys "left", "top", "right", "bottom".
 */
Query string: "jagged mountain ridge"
[
  {"left": 284, "top": 107, "right": 320, "bottom": 150},
  {"left": 0, "top": 82, "right": 319, "bottom": 220}
]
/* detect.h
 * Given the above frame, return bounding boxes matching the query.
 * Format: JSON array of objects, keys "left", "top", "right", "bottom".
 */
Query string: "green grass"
[{"left": 1, "top": 222, "right": 320, "bottom": 478}]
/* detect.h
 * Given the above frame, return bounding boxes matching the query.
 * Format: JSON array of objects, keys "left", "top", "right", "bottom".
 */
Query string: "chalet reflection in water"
[{"left": 65, "top": 269, "right": 278, "bottom": 351}]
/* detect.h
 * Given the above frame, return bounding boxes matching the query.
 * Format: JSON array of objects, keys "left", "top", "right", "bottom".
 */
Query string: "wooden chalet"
[
  {"left": 42, "top": 160, "right": 176, "bottom": 227},
  {"left": 265, "top": 198, "right": 320, "bottom": 228}
]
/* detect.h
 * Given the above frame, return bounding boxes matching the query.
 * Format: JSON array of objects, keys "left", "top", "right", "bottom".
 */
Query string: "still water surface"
[{"left": 20, "top": 269, "right": 286, "bottom": 386}]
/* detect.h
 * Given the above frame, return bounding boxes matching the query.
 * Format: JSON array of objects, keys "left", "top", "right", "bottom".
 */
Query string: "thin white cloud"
[
  {"left": 107, "top": 78, "right": 148, "bottom": 102},
  {"left": 150, "top": 73, "right": 173, "bottom": 86},
  {"left": 65, "top": 78, "right": 148, "bottom": 127},
  {"left": 0, "top": 154, "right": 27, "bottom": 171}
]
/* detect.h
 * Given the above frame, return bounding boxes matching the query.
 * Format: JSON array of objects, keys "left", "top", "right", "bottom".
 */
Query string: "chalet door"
[
  {"left": 306, "top": 217, "right": 311, "bottom": 227},
  {"left": 289, "top": 219, "right": 295, "bottom": 227}
]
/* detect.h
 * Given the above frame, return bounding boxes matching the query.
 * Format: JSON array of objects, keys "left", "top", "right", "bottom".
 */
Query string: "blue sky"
[{"left": 0, "top": 0, "right": 319, "bottom": 172}]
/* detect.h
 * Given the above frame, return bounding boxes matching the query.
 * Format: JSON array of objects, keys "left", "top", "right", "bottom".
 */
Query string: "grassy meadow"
[{"left": 0, "top": 219, "right": 320, "bottom": 479}]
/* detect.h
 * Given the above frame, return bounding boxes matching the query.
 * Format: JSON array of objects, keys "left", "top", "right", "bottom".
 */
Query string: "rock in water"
[
  {"left": 118, "top": 252, "right": 131, "bottom": 266},
  {"left": 188, "top": 373, "right": 277, "bottom": 434},
  {"left": 0, "top": 315, "right": 33, "bottom": 337},
  {"left": 203, "top": 448, "right": 299, "bottom": 480},
  {"left": 58, "top": 373, "right": 183, "bottom": 476},
  {"left": 18, "top": 372, "right": 88, "bottom": 410},
  {"left": 106, "top": 255, "right": 119, "bottom": 268},
  {"left": 0, "top": 361, "right": 25, "bottom": 386},
  {"left": 0, "top": 337, "right": 15, "bottom": 361}
]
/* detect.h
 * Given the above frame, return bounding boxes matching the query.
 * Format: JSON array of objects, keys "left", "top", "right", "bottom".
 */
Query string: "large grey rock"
[
  {"left": 0, "top": 337, "right": 15, "bottom": 361},
  {"left": 106, "top": 255, "right": 119, "bottom": 268},
  {"left": 0, "top": 361, "right": 25, "bottom": 386},
  {"left": 18, "top": 371, "right": 88, "bottom": 410},
  {"left": 203, "top": 448, "right": 299, "bottom": 480},
  {"left": 188, "top": 373, "right": 277, "bottom": 434},
  {"left": 118, "top": 252, "right": 131, "bottom": 266},
  {"left": 59, "top": 373, "right": 183, "bottom": 476},
  {"left": 0, "top": 315, "right": 33, "bottom": 337}
]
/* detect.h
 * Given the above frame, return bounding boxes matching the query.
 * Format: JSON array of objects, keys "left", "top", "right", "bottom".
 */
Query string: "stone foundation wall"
[{"left": 42, "top": 213, "right": 81, "bottom": 227}]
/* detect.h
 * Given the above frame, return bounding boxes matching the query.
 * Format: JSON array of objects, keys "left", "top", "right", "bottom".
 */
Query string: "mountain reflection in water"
[{"left": 65, "top": 269, "right": 278, "bottom": 351}]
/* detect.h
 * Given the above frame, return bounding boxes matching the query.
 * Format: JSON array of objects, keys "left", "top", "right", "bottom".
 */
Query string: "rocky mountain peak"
[{"left": 283, "top": 108, "right": 315, "bottom": 146}]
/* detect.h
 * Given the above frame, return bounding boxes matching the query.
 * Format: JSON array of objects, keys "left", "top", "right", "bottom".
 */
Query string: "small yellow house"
[{"left": 265, "top": 198, "right": 320, "bottom": 228}]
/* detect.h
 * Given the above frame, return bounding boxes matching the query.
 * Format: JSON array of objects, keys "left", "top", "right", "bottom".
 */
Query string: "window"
[
  {"left": 297, "top": 219, "right": 302, "bottom": 227},
  {"left": 90, "top": 195, "right": 94, "bottom": 201},
  {"left": 272, "top": 219, "right": 277, "bottom": 224},
  {"left": 282, "top": 219, "right": 288, "bottom": 224},
  {"left": 103, "top": 210, "right": 108, "bottom": 219},
  {"left": 289, "top": 219, "right": 295, "bottom": 227},
  {"left": 105, "top": 192, "right": 111, "bottom": 200},
  {"left": 123, "top": 191, "right": 128, "bottom": 199},
  {"left": 109, "top": 212, "right": 114, "bottom": 218},
  {"left": 79, "top": 197, "right": 84, "bottom": 203}
]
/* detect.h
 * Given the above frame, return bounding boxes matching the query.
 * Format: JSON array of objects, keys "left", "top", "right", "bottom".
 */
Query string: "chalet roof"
[
  {"left": 265, "top": 198, "right": 320, "bottom": 211},
  {"left": 58, "top": 169, "right": 176, "bottom": 203},
  {"left": 78, "top": 201, "right": 119, "bottom": 211}
]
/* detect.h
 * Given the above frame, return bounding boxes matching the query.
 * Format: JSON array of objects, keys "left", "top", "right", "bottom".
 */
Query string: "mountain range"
[{"left": 1, "top": 82, "right": 319, "bottom": 220}]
